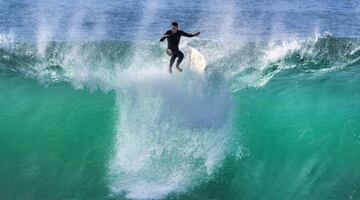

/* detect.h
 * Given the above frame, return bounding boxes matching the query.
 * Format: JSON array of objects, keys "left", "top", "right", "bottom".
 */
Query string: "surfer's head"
[{"left": 171, "top": 22, "right": 178, "bottom": 33}]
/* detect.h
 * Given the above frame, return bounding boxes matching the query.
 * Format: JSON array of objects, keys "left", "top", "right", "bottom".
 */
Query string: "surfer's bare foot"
[{"left": 176, "top": 66, "right": 183, "bottom": 72}]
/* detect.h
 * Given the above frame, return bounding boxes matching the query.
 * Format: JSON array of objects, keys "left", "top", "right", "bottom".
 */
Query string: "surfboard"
[{"left": 187, "top": 47, "right": 206, "bottom": 75}]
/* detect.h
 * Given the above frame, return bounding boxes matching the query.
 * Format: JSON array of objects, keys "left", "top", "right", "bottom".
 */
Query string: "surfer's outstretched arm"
[
  {"left": 160, "top": 31, "right": 171, "bottom": 42},
  {"left": 160, "top": 35, "right": 167, "bottom": 42},
  {"left": 180, "top": 31, "right": 200, "bottom": 37}
]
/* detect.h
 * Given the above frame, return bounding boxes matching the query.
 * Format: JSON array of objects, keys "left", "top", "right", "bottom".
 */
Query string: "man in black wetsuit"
[{"left": 160, "top": 22, "right": 200, "bottom": 73}]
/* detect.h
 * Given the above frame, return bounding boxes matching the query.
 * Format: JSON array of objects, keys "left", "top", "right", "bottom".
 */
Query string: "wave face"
[{"left": 1, "top": 34, "right": 360, "bottom": 200}]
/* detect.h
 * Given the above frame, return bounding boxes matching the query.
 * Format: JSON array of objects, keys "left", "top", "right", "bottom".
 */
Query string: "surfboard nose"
[{"left": 188, "top": 47, "right": 206, "bottom": 75}]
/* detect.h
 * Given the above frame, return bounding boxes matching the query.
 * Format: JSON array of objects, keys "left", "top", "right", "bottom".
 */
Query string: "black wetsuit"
[{"left": 160, "top": 30, "right": 196, "bottom": 67}]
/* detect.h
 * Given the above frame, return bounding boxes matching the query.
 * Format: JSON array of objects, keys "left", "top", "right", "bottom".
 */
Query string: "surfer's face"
[{"left": 171, "top": 25, "right": 178, "bottom": 33}]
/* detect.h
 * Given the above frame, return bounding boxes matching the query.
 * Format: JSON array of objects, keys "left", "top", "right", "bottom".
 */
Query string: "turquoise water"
[
  {"left": 1, "top": 35, "right": 360, "bottom": 199},
  {"left": 0, "top": 73, "right": 117, "bottom": 199}
]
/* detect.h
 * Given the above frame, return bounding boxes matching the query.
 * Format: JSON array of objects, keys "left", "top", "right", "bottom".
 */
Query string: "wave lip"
[{"left": 1, "top": 34, "right": 360, "bottom": 90}]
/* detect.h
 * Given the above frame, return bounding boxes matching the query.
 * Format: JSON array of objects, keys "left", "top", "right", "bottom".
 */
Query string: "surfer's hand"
[
  {"left": 194, "top": 32, "right": 200, "bottom": 36},
  {"left": 160, "top": 35, "right": 168, "bottom": 42}
]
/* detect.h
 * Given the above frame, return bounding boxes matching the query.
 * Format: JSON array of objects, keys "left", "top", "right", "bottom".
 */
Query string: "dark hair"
[{"left": 171, "top": 22, "right": 178, "bottom": 27}]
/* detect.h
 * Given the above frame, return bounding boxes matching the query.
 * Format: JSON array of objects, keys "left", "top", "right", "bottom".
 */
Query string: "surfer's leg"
[
  {"left": 169, "top": 53, "right": 177, "bottom": 73},
  {"left": 175, "top": 50, "right": 184, "bottom": 72}
]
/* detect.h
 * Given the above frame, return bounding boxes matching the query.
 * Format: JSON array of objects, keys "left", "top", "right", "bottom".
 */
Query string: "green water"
[{"left": 0, "top": 73, "right": 117, "bottom": 199}]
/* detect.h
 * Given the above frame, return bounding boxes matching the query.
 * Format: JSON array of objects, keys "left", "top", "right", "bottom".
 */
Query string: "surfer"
[{"left": 160, "top": 22, "right": 200, "bottom": 73}]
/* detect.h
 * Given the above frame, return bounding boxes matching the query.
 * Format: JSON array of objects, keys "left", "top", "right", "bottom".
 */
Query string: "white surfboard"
[{"left": 187, "top": 47, "right": 206, "bottom": 75}]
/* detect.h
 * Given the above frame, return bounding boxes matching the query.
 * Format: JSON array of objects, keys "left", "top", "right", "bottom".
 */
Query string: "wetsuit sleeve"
[
  {"left": 180, "top": 30, "right": 196, "bottom": 37},
  {"left": 160, "top": 31, "right": 171, "bottom": 42}
]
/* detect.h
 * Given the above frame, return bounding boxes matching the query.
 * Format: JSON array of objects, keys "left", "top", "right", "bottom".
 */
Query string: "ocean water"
[{"left": 1, "top": 1, "right": 360, "bottom": 199}]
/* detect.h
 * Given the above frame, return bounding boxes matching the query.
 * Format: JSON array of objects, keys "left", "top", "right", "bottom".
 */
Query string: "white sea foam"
[
  {"left": 264, "top": 40, "right": 301, "bottom": 62},
  {"left": 108, "top": 63, "right": 232, "bottom": 199},
  {"left": 36, "top": 18, "right": 53, "bottom": 57},
  {"left": 0, "top": 32, "right": 15, "bottom": 47}
]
